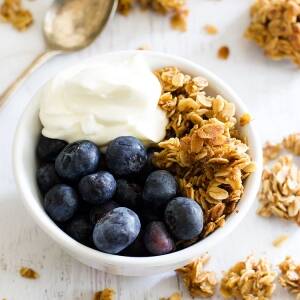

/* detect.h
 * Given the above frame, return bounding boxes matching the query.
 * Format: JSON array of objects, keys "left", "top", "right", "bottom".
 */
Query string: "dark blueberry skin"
[
  {"left": 44, "top": 184, "right": 79, "bottom": 222},
  {"left": 143, "top": 170, "right": 177, "bottom": 210},
  {"left": 79, "top": 171, "right": 116, "bottom": 205},
  {"left": 135, "top": 147, "right": 157, "bottom": 183},
  {"left": 115, "top": 179, "right": 142, "bottom": 208},
  {"left": 55, "top": 140, "right": 100, "bottom": 181},
  {"left": 89, "top": 201, "right": 119, "bottom": 225},
  {"left": 106, "top": 136, "right": 147, "bottom": 177},
  {"left": 36, "top": 163, "right": 61, "bottom": 194},
  {"left": 121, "top": 231, "right": 149, "bottom": 257},
  {"left": 137, "top": 207, "right": 162, "bottom": 227},
  {"left": 65, "top": 215, "right": 93, "bottom": 246},
  {"left": 165, "top": 197, "right": 204, "bottom": 240},
  {"left": 37, "top": 135, "right": 67, "bottom": 162},
  {"left": 93, "top": 207, "right": 141, "bottom": 254},
  {"left": 144, "top": 221, "right": 175, "bottom": 255}
]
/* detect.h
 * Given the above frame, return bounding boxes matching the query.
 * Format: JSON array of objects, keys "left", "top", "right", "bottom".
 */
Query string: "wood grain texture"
[{"left": 0, "top": 0, "right": 299, "bottom": 299}]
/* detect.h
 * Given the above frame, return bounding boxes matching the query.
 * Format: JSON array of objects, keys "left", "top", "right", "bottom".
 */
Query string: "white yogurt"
[{"left": 39, "top": 55, "right": 168, "bottom": 147}]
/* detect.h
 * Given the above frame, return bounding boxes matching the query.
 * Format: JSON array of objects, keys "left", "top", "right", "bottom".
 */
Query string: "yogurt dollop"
[{"left": 39, "top": 55, "right": 168, "bottom": 146}]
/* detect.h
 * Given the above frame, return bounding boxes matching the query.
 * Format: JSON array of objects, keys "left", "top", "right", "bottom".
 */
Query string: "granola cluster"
[
  {"left": 279, "top": 256, "right": 300, "bottom": 299},
  {"left": 118, "top": 0, "right": 188, "bottom": 31},
  {"left": 220, "top": 256, "right": 277, "bottom": 300},
  {"left": 263, "top": 142, "right": 283, "bottom": 163},
  {"left": 0, "top": 0, "right": 33, "bottom": 31},
  {"left": 94, "top": 289, "right": 115, "bottom": 300},
  {"left": 160, "top": 292, "right": 182, "bottom": 300},
  {"left": 19, "top": 267, "right": 39, "bottom": 279},
  {"left": 245, "top": 0, "right": 300, "bottom": 66},
  {"left": 176, "top": 254, "right": 217, "bottom": 298},
  {"left": 153, "top": 67, "right": 256, "bottom": 238},
  {"left": 258, "top": 155, "right": 300, "bottom": 225},
  {"left": 283, "top": 133, "right": 300, "bottom": 155}
]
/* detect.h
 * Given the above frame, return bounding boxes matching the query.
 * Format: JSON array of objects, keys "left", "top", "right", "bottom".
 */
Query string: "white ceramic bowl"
[{"left": 13, "top": 50, "right": 263, "bottom": 276}]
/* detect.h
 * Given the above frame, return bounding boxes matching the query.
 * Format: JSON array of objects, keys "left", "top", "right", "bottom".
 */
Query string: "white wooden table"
[{"left": 1, "top": 1, "right": 300, "bottom": 299}]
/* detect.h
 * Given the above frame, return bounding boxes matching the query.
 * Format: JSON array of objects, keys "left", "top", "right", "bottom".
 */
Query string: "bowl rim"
[{"left": 13, "top": 50, "right": 263, "bottom": 269}]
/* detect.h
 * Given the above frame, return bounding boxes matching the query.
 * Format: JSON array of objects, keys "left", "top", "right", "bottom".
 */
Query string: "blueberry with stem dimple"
[
  {"left": 106, "top": 136, "right": 147, "bottom": 177},
  {"left": 165, "top": 197, "right": 204, "bottom": 240},
  {"left": 37, "top": 135, "right": 67, "bottom": 162},
  {"left": 93, "top": 207, "right": 141, "bottom": 254},
  {"left": 55, "top": 140, "right": 100, "bottom": 181},
  {"left": 79, "top": 171, "right": 116, "bottom": 205},
  {"left": 143, "top": 170, "right": 177, "bottom": 210},
  {"left": 44, "top": 184, "right": 79, "bottom": 222}
]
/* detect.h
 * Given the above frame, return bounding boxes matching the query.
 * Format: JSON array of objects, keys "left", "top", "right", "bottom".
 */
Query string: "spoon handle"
[{"left": 0, "top": 50, "right": 61, "bottom": 109}]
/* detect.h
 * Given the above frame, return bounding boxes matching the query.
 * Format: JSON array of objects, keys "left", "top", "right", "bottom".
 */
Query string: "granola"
[
  {"left": 160, "top": 292, "right": 182, "bottom": 300},
  {"left": 176, "top": 254, "right": 217, "bottom": 298},
  {"left": 94, "top": 289, "right": 115, "bottom": 300},
  {"left": 0, "top": 0, "right": 33, "bottom": 31},
  {"left": 279, "top": 256, "right": 300, "bottom": 299},
  {"left": 240, "top": 113, "right": 252, "bottom": 127},
  {"left": 263, "top": 142, "right": 282, "bottom": 163},
  {"left": 258, "top": 155, "right": 300, "bottom": 225},
  {"left": 217, "top": 46, "right": 230, "bottom": 60},
  {"left": 118, "top": 0, "right": 188, "bottom": 31},
  {"left": 204, "top": 24, "right": 218, "bottom": 35},
  {"left": 220, "top": 256, "right": 277, "bottom": 300},
  {"left": 245, "top": 0, "right": 300, "bottom": 66},
  {"left": 272, "top": 234, "right": 289, "bottom": 247},
  {"left": 19, "top": 267, "right": 39, "bottom": 279},
  {"left": 283, "top": 133, "right": 300, "bottom": 155},
  {"left": 153, "top": 67, "right": 255, "bottom": 238}
]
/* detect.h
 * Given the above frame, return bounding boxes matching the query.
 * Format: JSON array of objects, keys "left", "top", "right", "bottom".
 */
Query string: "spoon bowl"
[{"left": 44, "top": 0, "right": 118, "bottom": 51}]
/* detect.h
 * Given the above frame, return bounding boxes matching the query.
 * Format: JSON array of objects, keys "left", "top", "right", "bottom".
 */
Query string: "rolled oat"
[
  {"left": 283, "top": 133, "right": 300, "bottom": 155},
  {"left": 220, "top": 256, "right": 276, "bottom": 300},
  {"left": 94, "top": 289, "right": 115, "bottom": 300},
  {"left": 160, "top": 292, "right": 182, "bottom": 300},
  {"left": 279, "top": 256, "right": 300, "bottom": 299},
  {"left": 19, "top": 267, "right": 39, "bottom": 279},
  {"left": 154, "top": 67, "right": 255, "bottom": 239},
  {"left": 204, "top": 24, "right": 218, "bottom": 35},
  {"left": 176, "top": 254, "right": 217, "bottom": 298},
  {"left": 263, "top": 142, "right": 282, "bottom": 163},
  {"left": 272, "top": 234, "right": 289, "bottom": 247},
  {"left": 217, "top": 46, "right": 230, "bottom": 60},
  {"left": 245, "top": 0, "right": 300, "bottom": 66}
]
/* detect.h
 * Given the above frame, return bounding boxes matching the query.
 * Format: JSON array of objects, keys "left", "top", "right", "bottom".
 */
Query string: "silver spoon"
[{"left": 0, "top": 0, "right": 118, "bottom": 108}]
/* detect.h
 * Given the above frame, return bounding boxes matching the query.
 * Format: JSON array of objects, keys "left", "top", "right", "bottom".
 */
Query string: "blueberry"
[
  {"left": 121, "top": 231, "right": 149, "bottom": 257},
  {"left": 36, "top": 163, "right": 61, "bottom": 194},
  {"left": 65, "top": 215, "right": 93, "bottom": 246},
  {"left": 79, "top": 171, "right": 116, "bottom": 205},
  {"left": 165, "top": 197, "right": 204, "bottom": 240},
  {"left": 106, "top": 136, "right": 147, "bottom": 177},
  {"left": 115, "top": 179, "right": 142, "bottom": 208},
  {"left": 44, "top": 184, "right": 79, "bottom": 222},
  {"left": 144, "top": 221, "right": 175, "bottom": 255},
  {"left": 93, "top": 207, "right": 141, "bottom": 254},
  {"left": 55, "top": 140, "right": 100, "bottom": 181},
  {"left": 143, "top": 170, "right": 177, "bottom": 209},
  {"left": 137, "top": 207, "right": 162, "bottom": 227},
  {"left": 37, "top": 135, "right": 67, "bottom": 162},
  {"left": 89, "top": 201, "right": 119, "bottom": 225}
]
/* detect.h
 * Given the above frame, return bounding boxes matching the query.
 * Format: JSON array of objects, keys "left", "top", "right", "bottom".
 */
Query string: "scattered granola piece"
[
  {"left": 220, "top": 256, "right": 276, "bottom": 299},
  {"left": 160, "top": 292, "right": 182, "bottom": 300},
  {"left": 245, "top": 0, "right": 300, "bottom": 66},
  {"left": 263, "top": 142, "right": 282, "bottom": 163},
  {"left": 258, "top": 155, "right": 300, "bottom": 225},
  {"left": 170, "top": 7, "right": 189, "bottom": 32},
  {"left": 19, "top": 267, "right": 39, "bottom": 279},
  {"left": 217, "top": 46, "right": 230, "bottom": 60},
  {"left": 94, "top": 289, "right": 115, "bottom": 300},
  {"left": 154, "top": 67, "right": 255, "bottom": 238},
  {"left": 118, "top": 0, "right": 188, "bottom": 31},
  {"left": 240, "top": 113, "right": 252, "bottom": 127},
  {"left": 272, "top": 234, "right": 289, "bottom": 248},
  {"left": 204, "top": 24, "right": 218, "bottom": 35},
  {"left": 0, "top": 0, "right": 33, "bottom": 31},
  {"left": 279, "top": 256, "right": 300, "bottom": 299},
  {"left": 137, "top": 44, "right": 151, "bottom": 50},
  {"left": 283, "top": 133, "right": 300, "bottom": 155},
  {"left": 176, "top": 254, "right": 217, "bottom": 298}
]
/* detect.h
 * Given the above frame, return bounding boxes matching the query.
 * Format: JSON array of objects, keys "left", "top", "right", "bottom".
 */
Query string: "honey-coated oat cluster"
[
  {"left": 245, "top": 0, "right": 300, "bottom": 66},
  {"left": 153, "top": 67, "right": 256, "bottom": 239},
  {"left": 0, "top": 0, "right": 32, "bottom": 31},
  {"left": 220, "top": 256, "right": 277, "bottom": 300},
  {"left": 118, "top": 0, "right": 188, "bottom": 31}
]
